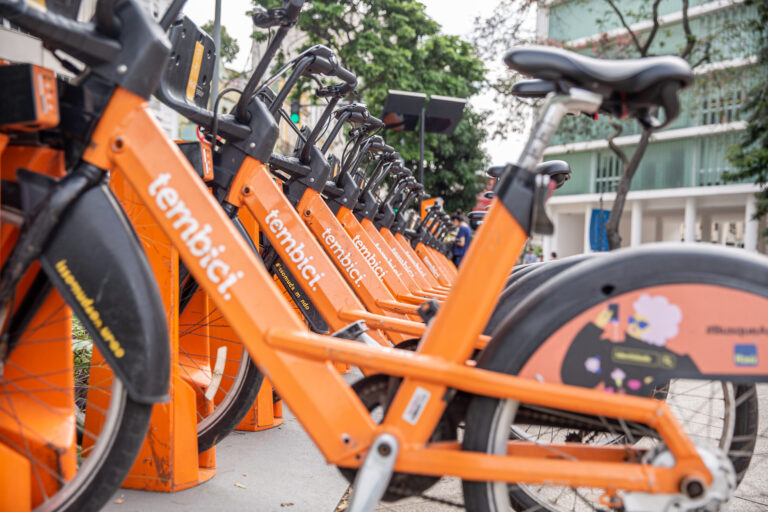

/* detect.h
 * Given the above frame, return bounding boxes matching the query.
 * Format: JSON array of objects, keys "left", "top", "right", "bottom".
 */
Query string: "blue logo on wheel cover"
[{"left": 734, "top": 344, "right": 758, "bottom": 367}]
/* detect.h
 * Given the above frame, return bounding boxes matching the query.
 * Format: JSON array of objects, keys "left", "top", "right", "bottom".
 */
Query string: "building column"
[
  {"left": 583, "top": 203, "right": 592, "bottom": 253},
  {"left": 700, "top": 212, "right": 712, "bottom": 242},
  {"left": 654, "top": 216, "right": 663, "bottom": 242},
  {"left": 684, "top": 197, "right": 696, "bottom": 243},
  {"left": 542, "top": 234, "right": 552, "bottom": 261},
  {"left": 630, "top": 200, "right": 643, "bottom": 247},
  {"left": 744, "top": 194, "right": 758, "bottom": 252}
]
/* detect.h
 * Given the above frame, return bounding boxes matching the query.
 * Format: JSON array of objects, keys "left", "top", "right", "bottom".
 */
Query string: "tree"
[
  {"left": 474, "top": 0, "right": 752, "bottom": 249},
  {"left": 253, "top": 0, "right": 488, "bottom": 212},
  {"left": 202, "top": 21, "right": 240, "bottom": 64},
  {"left": 423, "top": 108, "right": 490, "bottom": 214},
  {"left": 723, "top": 0, "right": 768, "bottom": 232}
]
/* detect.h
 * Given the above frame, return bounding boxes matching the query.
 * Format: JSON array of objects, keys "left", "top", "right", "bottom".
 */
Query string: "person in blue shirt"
[{"left": 451, "top": 212, "right": 472, "bottom": 267}]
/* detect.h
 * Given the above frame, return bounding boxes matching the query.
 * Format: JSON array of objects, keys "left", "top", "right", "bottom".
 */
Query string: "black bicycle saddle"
[
  {"left": 504, "top": 46, "right": 693, "bottom": 95},
  {"left": 505, "top": 46, "right": 693, "bottom": 128}
]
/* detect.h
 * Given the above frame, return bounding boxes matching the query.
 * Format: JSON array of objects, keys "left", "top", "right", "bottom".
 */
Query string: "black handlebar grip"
[
  {"left": 307, "top": 56, "right": 357, "bottom": 86},
  {"left": 284, "top": 0, "right": 304, "bottom": 22},
  {"left": 0, "top": 1, "right": 120, "bottom": 65},
  {"left": 334, "top": 64, "right": 357, "bottom": 86},
  {"left": 347, "top": 111, "right": 370, "bottom": 124},
  {"left": 366, "top": 115, "right": 385, "bottom": 129},
  {"left": 371, "top": 142, "right": 394, "bottom": 152}
]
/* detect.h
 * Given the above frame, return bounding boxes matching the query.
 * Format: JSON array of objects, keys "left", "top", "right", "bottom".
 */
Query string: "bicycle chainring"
[{"left": 337, "top": 373, "right": 458, "bottom": 502}]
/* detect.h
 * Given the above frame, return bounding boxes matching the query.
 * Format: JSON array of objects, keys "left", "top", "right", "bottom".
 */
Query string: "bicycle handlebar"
[
  {"left": 0, "top": 0, "right": 120, "bottom": 67},
  {"left": 252, "top": 0, "right": 303, "bottom": 28},
  {"left": 304, "top": 55, "right": 358, "bottom": 87},
  {"left": 370, "top": 141, "right": 394, "bottom": 153},
  {"left": 236, "top": 1, "right": 305, "bottom": 122}
]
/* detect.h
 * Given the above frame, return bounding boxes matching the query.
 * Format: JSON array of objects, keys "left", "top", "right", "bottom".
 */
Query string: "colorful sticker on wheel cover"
[{"left": 519, "top": 284, "right": 768, "bottom": 395}]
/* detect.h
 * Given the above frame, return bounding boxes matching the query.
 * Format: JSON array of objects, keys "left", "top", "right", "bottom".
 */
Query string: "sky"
[{"left": 182, "top": 0, "right": 531, "bottom": 163}]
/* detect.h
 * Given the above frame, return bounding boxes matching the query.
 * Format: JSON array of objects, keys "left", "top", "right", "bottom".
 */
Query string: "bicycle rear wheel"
[
  {"left": 464, "top": 245, "right": 766, "bottom": 511},
  {"left": 462, "top": 381, "right": 757, "bottom": 512}
]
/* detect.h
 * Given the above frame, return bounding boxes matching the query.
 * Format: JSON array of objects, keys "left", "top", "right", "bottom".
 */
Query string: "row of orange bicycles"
[{"left": 0, "top": 0, "right": 766, "bottom": 511}]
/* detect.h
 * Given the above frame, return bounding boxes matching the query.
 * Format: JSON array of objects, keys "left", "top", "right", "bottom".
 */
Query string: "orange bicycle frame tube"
[
  {"left": 380, "top": 226, "right": 443, "bottom": 292},
  {"left": 414, "top": 240, "right": 452, "bottom": 287},
  {"left": 80, "top": 87, "right": 711, "bottom": 493},
  {"left": 361, "top": 216, "right": 450, "bottom": 296},
  {"left": 295, "top": 190, "right": 418, "bottom": 318},
  {"left": 379, "top": 225, "right": 446, "bottom": 295},
  {"left": 392, "top": 230, "right": 449, "bottom": 292},
  {"left": 336, "top": 205, "right": 430, "bottom": 305}
]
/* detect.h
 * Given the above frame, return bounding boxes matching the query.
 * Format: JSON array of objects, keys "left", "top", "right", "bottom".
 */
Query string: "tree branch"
[
  {"left": 680, "top": 0, "right": 696, "bottom": 59},
  {"left": 640, "top": 0, "right": 663, "bottom": 56},
  {"left": 607, "top": 120, "right": 629, "bottom": 164},
  {"left": 691, "top": 40, "right": 712, "bottom": 69},
  {"left": 605, "top": 128, "right": 653, "bottom": 249},
  {"left": 604, "top": 0, "right": 644, "bottom": 54}
]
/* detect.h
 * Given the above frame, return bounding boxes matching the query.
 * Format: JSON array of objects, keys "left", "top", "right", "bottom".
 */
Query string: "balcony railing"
[{"left": 550, "top": 131, "right": 749, "bottom": 196}]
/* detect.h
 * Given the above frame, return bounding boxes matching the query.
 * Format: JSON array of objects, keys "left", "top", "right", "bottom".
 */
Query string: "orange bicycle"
[{"left": 2, "top": 2, "right": 766, "bottom": 512}]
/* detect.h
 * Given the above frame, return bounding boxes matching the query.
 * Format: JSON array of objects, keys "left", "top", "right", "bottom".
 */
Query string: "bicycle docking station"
[
  {"left": 233, "top": 210, "right": 285, "bottom": 432},
  {"left": 85, "top": 171, "right": 218, "bottom": 491},
  {"left": 89, "top": 165, "right": 286, "bottom": 493}
]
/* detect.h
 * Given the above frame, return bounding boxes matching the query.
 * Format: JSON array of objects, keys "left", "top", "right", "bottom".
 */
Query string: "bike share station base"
[
  {"left": 0, "top": 443, "right": 31, "bottom": 512},
  {"left": 92, "top": 171, "right": 285, "bottom": 495},
  {"left": 94, "top": 171, "right": 216, "bottom": 491},
  {"left": 235, "top": 379, "right": 285, "bottom": 432}
]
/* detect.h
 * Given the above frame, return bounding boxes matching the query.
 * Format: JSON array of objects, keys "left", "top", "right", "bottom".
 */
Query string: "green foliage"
[
  {"left": 202, "top": 21, "right": 241, "bottom": 64},
  {"left": 72, "top": 317, "right": 93, "bottom": 413},
  {"left": 422, "top": 108, "right": 490, "bottom": 213},
  {"left": 253, "top": 0, "right": 488, "bottom": 211},
  {"left": 724, "top": 0, "right": 768, "bottom": 230}
]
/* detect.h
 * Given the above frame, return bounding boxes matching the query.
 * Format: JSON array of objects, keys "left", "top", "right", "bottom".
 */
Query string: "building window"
[
  {"left": 696, "top": 132, "right": 739, "bottom": 186},
  {"left": 595, "top": 150, "right": 622, "bottom": 193}
]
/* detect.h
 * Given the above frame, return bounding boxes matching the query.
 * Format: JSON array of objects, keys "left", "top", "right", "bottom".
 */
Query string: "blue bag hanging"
[{"left": 589, "top": 209, "right": 610, "bottom": 251}]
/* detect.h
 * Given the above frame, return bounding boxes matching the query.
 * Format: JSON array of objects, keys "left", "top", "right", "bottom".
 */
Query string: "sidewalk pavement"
[{"left": 103, "top": 384, "right": 768, "bottom": 512}]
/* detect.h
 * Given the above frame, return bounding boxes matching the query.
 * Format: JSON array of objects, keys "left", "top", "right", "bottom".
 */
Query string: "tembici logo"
[
  {"left": 350, "top": 235, "right": 387, "bottom": 279},
  {"left": 149, "top": 174, "right": 243, "bottom": 300},
  {"left": 321, "top": 228, "right": 367, "bottom": 287},
  {"left": 265, "top": 210, "right": 325, "bottom": 290}
]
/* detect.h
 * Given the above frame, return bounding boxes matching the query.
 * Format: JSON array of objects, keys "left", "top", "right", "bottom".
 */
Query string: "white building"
[{"left": 536, "top": 0, "right": 765, "bottom": 259}]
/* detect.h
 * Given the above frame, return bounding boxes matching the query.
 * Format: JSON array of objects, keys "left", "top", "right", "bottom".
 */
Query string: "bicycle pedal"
[
  {"left": 347, "top": 433, "right": 399, "bottom": 512},
  {"left": 331, "top": 320, "right": 382, "bottom": 349},
  {"left": 331, "top": 320, "right": 369, "bottom": 340}
]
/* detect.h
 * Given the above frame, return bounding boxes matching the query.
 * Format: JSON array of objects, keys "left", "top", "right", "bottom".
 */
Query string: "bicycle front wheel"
[{"left": 1, "top": 192, "right": 155, "bottom": 512}]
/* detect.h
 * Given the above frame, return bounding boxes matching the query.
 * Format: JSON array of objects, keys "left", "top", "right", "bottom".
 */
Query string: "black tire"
[
  {"left": 60, "top": 395, "right": 153, "bottom": 512},
  {"left": 484, "top": 255, "right": 597, "bottom": 336},
  {"left": 196, "top": 355, "right": 263, "bottom": 452}
]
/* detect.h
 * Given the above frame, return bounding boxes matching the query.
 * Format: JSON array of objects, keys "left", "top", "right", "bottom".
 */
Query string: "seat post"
[{"left": 515, "top": 88, "right": 603, "bottom": 172}]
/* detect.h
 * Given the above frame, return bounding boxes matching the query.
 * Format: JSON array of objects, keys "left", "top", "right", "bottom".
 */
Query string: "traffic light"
[{"left": 290, "top": 99, "right": 300, "bottom": 124}]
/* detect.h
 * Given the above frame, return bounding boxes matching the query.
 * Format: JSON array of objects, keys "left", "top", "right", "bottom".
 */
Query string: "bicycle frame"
[
  {"left": 336, "top": 204, "right": 430, "bottom": 305},
  {"left": 362, "top": 215, "right": 452, "bottom": 293},
  {"left": 81, "top": 87, "right": 712, "bottom": 493}
]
